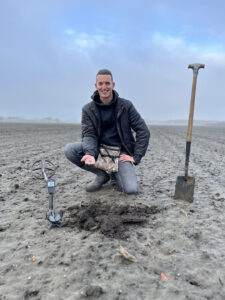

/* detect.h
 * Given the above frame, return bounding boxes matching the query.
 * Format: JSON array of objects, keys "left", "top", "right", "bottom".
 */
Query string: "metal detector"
[{"left": 31, "top": 159, "right": 63, "bottom": 226}]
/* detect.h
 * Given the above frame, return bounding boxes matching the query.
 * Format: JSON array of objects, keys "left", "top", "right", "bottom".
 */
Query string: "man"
[{"left": 64, "top": 69, "right": 150, "bottom": 194}]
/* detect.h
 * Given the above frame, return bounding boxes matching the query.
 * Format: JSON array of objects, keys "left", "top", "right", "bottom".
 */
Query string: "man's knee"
[
  {"left": 123, "top": 183, "right": 138, "bottom": 194},
  {"left": 64, "top": 142, "right": 83, "bottom": 165},
  {"left": 64, "top": 143, "right": 73, "bottom": 160}
]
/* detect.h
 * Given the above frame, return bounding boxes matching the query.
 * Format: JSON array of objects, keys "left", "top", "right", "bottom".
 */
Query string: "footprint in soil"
[
  {"left": 24, "top": 290, "right": 39, "bottom": 299},
  {"left": 62, "top": 201, "right": 162, "bottom": 239}
]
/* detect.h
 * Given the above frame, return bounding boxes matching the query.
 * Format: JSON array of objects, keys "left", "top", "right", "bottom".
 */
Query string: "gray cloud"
[{"left": 0, "top": 0, "right": 224, "bottom": 121}]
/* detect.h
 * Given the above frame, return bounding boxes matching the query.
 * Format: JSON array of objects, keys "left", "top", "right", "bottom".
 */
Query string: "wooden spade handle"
[
  {"left": 186, "top": 63, "right": 205, "bottom": 142},
  {"left": 187, "top": 76, "right": 197, "bottom": 142},
  {"left": 184, "top": 63, "right": 204, "bottom": 178}
]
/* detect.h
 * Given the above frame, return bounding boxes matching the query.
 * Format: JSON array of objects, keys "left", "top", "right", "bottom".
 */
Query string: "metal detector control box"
[{"left": 47, "top": 179, "right": 55, "bottom": 194}]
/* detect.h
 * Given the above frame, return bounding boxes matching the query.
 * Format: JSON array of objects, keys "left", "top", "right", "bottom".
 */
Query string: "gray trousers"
[{"left": 64, "top": 142, "right": 138, "bottom": 194}]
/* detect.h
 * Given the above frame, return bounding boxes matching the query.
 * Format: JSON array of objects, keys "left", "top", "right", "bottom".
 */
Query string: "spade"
[{"left": 174, "top": 63, "right": 205, "bottom": 202}]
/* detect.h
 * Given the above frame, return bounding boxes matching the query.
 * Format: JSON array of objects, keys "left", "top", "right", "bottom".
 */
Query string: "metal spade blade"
[{"left": 174, "top": 176, "right": 195, "bottom": 202}]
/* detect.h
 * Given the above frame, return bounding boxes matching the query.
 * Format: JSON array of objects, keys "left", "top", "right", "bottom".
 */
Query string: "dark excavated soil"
[{"left": 63, "top": 202, "right": 161, "bottom": 239}]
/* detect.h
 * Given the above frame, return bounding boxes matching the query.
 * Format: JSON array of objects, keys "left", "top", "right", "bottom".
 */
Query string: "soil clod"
[
  {"left": 24, "top": 289, "right": 39, "bottom": 299},
  {"left": 81, "top": 285, "right": 104, "bottom": 297}
]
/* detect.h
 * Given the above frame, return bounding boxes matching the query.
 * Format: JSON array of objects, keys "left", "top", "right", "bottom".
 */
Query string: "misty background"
[{"left": 1, "top": 0, "right": 225, "bottom": 122}]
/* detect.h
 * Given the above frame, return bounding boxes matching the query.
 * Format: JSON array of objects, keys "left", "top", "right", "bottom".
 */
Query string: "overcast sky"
[{"left": 1, "top": 0, "right": 225, "bottom": 121}]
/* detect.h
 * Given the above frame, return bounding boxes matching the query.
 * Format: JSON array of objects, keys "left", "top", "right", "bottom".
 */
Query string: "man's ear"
[
  {"left": 95, "top": 83, "right": 97, "bottom": 89},
  {"left": 113, "top": 82, "right": 115, "bottom": 88}
]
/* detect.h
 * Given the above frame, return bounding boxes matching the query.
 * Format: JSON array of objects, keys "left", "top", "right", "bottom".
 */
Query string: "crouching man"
[{"left": 64, "top": 69, "right": 150, "bottom": 194}]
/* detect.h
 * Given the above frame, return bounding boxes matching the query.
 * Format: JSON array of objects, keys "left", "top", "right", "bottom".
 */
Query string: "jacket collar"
[{"left": 90, "top": 90, "right": 124, "bottom": 117}]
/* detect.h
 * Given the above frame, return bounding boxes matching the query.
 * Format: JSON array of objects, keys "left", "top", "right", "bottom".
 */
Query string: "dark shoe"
[{"left": 86, "top": 173, "right": 110, "bottom": 192}]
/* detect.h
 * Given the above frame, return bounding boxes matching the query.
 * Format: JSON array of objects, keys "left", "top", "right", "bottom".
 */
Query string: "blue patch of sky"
[
  {"left": 150, "top": 13, "right": 225, "bottom": 53},
  {"left": 55, "top": 1, "right": 225, "bottom": 54}
]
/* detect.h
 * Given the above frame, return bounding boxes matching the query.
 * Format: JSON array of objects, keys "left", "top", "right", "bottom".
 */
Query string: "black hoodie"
[{"left": 93, "top": 90, "right": 121, "bottom": 147}]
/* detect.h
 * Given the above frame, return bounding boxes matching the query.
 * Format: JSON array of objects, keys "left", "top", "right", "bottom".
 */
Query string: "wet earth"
[{"left": 63, "top": 201, "right": 161, "bottom": 239}]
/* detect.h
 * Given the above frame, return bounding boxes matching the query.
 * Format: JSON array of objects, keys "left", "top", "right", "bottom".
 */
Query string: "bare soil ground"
[{"left": 0, "top": 122, "right": 225, "bottom": 300}]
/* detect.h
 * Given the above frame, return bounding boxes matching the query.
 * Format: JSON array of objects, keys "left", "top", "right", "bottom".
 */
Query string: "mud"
[
  {"left": 63, "top": 202, "right": 161, "bottom": 239},
  {"left": 0, "top": 122, "right": 225, "bottom": 299}
]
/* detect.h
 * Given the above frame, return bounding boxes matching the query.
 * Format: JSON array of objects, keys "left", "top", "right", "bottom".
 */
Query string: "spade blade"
[{"left": 174, "top": 176, "right": 195, "bottom": 202}]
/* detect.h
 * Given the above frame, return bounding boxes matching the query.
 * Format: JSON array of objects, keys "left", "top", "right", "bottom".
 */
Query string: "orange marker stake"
[
  {"left": 161, "top": 273, "right": 168, "bottom": 280},
  {"left": 31, "top": 256, "right": 36, "bottom": 262}
]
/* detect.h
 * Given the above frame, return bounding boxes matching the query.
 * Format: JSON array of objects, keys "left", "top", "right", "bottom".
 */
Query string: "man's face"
[{"left": 95, "top": 74, "right": 115, "bottom": 103}]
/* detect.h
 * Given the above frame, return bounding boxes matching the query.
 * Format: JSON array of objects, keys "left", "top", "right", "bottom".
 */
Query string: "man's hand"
[
  {"left": 119, "top": 154, "right": 135, "bottom": 163},
  {"left": 81, "top": 155, "right": 96, "bottom": 165}
]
